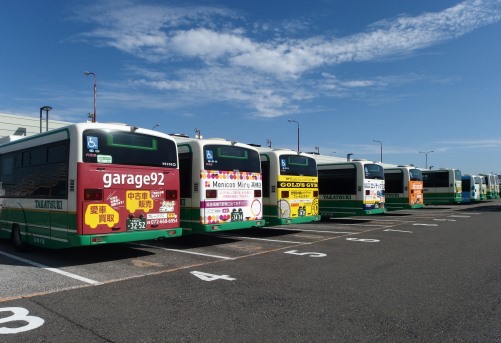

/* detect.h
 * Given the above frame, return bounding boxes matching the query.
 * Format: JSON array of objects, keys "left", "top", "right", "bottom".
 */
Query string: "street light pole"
[
  {"left": 419, "top": 150, "right": 434, "bottom": 169},
  {"left": 84, "top": 71, "right": 97, "bottom": 122},
  {"left": 39, "top": 106, "right": 52, "bottom": 133},
  {"left": 195, "top": 128, "right": 201, "bottom": 139},
  {"left": 288, "top": 119, "right": 299, "bottom": 152},
  {"left": 373, "top": 140, "right": 382, "bottom": 162}
]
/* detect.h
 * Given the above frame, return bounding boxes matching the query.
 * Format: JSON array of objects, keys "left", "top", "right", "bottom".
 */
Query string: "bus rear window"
[
  {"left": 82, "top": 129, "right": 177, "bottom": 167},
  {"left": 279, "top": 155, "right": 317, "bottom": 176},
  {"left": 364, "top": 164, "right": 384, "bottom": 180},
  {"left": 204, "top": 145, "right": 260, "bottom": 172},
  {"left": 409, "top": 169, "right": 422, "bottom": 181}
]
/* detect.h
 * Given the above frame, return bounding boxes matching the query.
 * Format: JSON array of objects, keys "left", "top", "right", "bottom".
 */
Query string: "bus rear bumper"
[{"left": 70, "top": 228, "right": 182, "bottom": 246}]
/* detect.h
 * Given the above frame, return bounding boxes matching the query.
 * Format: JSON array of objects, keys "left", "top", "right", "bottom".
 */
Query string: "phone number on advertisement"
[{"left": 147, "top": 219, "right": 178, "bottom": 225}]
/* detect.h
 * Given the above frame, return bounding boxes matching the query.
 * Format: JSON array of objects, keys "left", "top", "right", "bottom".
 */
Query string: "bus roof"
[
  {"left": 170, "top": 135, "right": 259, "bottom": 150},
  {"left": 0, "top": 122, "right": 176, "bottom": 150}
]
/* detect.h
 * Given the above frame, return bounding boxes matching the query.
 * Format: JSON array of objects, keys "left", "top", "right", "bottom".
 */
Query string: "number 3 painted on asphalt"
[{"left": 0, "top": 307, "right": 44, "bottom": 334}]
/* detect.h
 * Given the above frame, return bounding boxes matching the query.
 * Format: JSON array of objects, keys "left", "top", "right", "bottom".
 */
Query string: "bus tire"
[{"left": 11, "top": 224, "right": 30, "bottom": 252}]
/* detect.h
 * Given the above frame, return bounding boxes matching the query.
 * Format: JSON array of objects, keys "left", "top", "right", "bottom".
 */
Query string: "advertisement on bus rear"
[
  {"left": 79, "top": 164, "right": 180, "bottom": 234},
  {"left": 276, "top": 175, "right": 319, "bottom": 219},
  {"left": 362, "top": 179, "right": 385, "bottom": 210},
  {"left": 199, "top": 170, "right": 262, "bottom": 224}
]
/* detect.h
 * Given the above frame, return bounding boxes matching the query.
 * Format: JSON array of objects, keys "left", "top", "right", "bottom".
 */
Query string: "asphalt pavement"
[{"left": 0, "top": 201, "right": 500, "bottom": 342}]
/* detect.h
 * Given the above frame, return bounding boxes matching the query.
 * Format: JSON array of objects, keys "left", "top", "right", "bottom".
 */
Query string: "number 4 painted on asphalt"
[
  {"left": 190, "top": 271, "right": 236, "bottom": 282},
  {"left": 284, "top": 250, "right": 327, "bottom": 257}
]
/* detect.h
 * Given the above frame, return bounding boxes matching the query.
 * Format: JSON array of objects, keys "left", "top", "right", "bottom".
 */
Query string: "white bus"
[
  {"left": 461, "top": 174, "right": 481, "bottom": 203},
  {"left": 479, "top": 173, "right": 499, "bottom": 199},
  {"left": 312, "top": 155, "right": 385, "bottom": 218},
  {"left": 172, "top": 136, "right": 264, "bottom": 233},
  {"left": 480, "top": 175, "right": 488, "bottom": 200},
  {"left": 0, "top": 122, "right": 182, "bottom": 250},
  {"left": 421, "top": 168, "right": 462, "bottom": 205},
  {"left": 256, "top": 147, "right": 320, "bottom": 225},
  {"left": 383, "top": 165, "right": 424, "bottom": 210}
]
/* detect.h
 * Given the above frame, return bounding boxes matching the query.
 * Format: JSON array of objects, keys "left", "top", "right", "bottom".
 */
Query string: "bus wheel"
[{"left": 11, "top": 225, "right": 30, "bottom": 252}]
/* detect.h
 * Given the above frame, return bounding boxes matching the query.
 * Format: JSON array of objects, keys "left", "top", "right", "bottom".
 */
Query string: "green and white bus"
[
  {"left": 479, "top": 173, "right": 499, "bottom": 199},
  {"left": 421, "top": 168, "right": 462, "bottom": 205},
  {"left": 383, "top": 165, "right": 424, "bottom": 210},
  {"left": 480, "top": 175, "right": 488, "bottom": 200},
  {"left": 313, "top": 155, "right": 385, "bottom": 218},
  {"left": 257, "top": 147, "right": 320, "bottom": 226},
  {"left": 172, "top": 136, "right": 264, "bottom": 233},
  {"left": 0, "top": 122, "right": 182, "bottom": 250}
]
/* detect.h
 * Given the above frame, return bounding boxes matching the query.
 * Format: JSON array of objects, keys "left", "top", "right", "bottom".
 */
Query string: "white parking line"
[
  {"left": 368, "top": 219, "right": 416, "bottom": 222},
  {"left": 413, "top": 223, "right": 438, "bottom": 227},
  {"left": 0, "top": 250, "right": 102, "bottom": 285},
  {"left": 135, "top": 243, "right": 234, "bottom": 260},
  {"left": 218, "top": 235, "right": 305, "bottom": 244},
  {"left": 384, "top": 229, "right": 413, "bottom": 233},
  {"left": 335, "top": 224, "right": 389, "bottom": 227},
  {"left": 303, "top": 230, "right": 359, "bottom": 234},
  {"left": 266, "top": 227, "right": 358, "bottom": 234}
]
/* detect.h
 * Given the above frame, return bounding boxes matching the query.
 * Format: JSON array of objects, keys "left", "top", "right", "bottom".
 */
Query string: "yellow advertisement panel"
[
  {"left": 126, "top": 190, "right": 155, "bottom": 213},
  {"left": 84, "top": 204, "right": 120, "bottom": 229},
  {"left": 276, "top": 175, "right": 319, "bottom": 218}
]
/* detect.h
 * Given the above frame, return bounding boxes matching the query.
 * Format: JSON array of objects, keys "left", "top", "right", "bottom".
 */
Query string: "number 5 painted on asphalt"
[
  {"left": 284, "top": 250, "right": 326, "bottom": 257},
  {"left": 0, "top": 307, "right": 44, "bottom": 334}
]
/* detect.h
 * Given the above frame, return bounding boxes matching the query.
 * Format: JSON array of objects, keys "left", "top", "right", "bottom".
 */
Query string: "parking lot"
[{"left": 1, "top": 201, "right": 500, "bottom": 342}]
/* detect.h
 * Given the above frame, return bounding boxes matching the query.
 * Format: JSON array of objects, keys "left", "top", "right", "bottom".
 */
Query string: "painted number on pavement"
[
  {"left": 190, "top": 271, "right": 236, "bottom": 282},
  {"left": 346, "top": 238, "right": 380, "bottom": 243},
  {"left": 0, "top": 307, "right": 44, "bottom": 334},
  {"left": 284, "top": 250, "right": 326, "bottom": 257}
]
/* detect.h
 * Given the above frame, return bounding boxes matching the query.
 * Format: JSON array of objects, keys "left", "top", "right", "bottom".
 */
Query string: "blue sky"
[{"left": 1, "top": 0, "right": 501, "bottom": 174}]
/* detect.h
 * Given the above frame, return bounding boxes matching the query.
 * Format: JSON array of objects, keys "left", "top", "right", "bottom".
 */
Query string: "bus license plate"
[
  {"left": 126, "top": 218, "right": 146, "bottom": 231},
  {"left": 231, "top": 211, "right": 243, "bottom": 222}
]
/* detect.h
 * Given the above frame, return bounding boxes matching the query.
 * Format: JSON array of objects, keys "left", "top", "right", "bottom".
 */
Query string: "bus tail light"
[
  {"left": 254, "top": 189, "right": 262, "bottom": 197},
  {"left": 281, "top": 190, "right": 290, "bottom": 198},
  {"left": 206, "top": 189, "right": 217, "bottom": 198},
  {"left": 365, "top": 190, "right": 370, "bottom": 195},
  {"left": 165, "top": 190, "right": 177, "bottom": 200},
  {"left": 84, "top": 189, "right": 103, "bottom": 201},
  {"left": 313, "top": 191, "right": 319, "bottom": 197}
]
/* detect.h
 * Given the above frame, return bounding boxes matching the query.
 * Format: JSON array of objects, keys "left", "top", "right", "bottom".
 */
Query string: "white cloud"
[
  {"left": 75, "top": 0, "right": 501, "bottom": 72},
  {"left": 71, "top": 0, "right": 501, "bottom": 117},
  {"left": 170, "top": 28, "right": 254, "bottom": 58}
]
